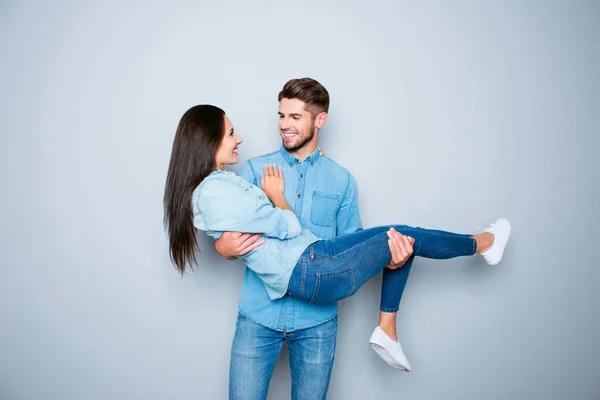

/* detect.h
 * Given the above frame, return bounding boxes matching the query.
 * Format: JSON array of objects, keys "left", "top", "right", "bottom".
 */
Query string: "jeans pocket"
[{"left": 309, "top": 269, "right": 356, "bottom": 304}]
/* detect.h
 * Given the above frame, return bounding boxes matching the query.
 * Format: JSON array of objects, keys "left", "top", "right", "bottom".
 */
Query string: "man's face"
[{"left": 278, "top": 98, "right": 317, "bottom": 152}]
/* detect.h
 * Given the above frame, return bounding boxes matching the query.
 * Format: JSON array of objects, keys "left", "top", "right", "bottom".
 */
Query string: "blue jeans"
[
  {"left": 288, "top": 225, "right": 476, "bottom": 310},
  {"left": 229, "top": 312, "right": 337, "bottom": 400}
]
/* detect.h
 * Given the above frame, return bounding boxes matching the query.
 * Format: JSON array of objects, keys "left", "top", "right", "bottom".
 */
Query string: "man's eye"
[{"left": 293, "top": 116, "right": 300, "bottom": 120}]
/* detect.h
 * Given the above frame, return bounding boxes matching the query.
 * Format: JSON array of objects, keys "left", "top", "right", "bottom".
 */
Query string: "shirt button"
[
  {"left": 300, "top": 174, "right": 303, "bottom": 178},
  {"left": 297, "top": 194, "right": 301, "bottom": 198},
  {"left": 295, "top": 158, "right": 299, "bottom": 163}
]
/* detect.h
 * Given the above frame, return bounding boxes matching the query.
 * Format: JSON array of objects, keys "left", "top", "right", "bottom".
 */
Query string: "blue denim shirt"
[
  {"left": 237, "top": 146, "right": 363, "bottom": 331},
  {"left": 192, "top": 170, "right": 320, "bottom": 299}
]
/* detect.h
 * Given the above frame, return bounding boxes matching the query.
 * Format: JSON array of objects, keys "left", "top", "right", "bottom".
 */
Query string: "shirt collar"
[
  {"left": 279, "top": 145, "right": 322, "bottom": 167},
  {"left": 210, "top": 168, "right": 235, "bottom": 176}
]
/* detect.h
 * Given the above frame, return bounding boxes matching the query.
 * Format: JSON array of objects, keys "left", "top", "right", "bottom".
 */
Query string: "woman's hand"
[
  {"left": 261, "top": 164, "right": 292, "bottom": 211},
  {"left": 261, "top": 164, "right": 285, "bottom": 200}
]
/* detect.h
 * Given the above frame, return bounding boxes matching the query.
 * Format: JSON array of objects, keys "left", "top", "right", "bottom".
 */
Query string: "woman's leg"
[
  {"left": 371, "top": 258, "right": 415, "bottom": 371},
  {"left": 288, "top": 224, "right": 494, "bottom": 304},
  {"left": 379, "top": 256, "right": 415, "bottom": 339},
  {"left": 286, "top": 220, "right": 510, "bottom": 371}
]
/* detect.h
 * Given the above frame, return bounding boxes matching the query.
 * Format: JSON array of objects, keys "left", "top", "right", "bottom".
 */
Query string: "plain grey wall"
[{"left": 1, "top": 1, "right": 599, "bottom": 399}]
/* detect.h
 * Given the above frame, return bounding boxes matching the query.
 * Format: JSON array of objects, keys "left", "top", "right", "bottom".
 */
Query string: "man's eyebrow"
[{"left": 278, "top": 112, "right": 302, "bottom": 117}]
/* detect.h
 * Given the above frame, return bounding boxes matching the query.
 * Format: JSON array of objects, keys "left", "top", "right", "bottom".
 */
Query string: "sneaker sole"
[
  {"left": 489, "top": 222, "right": 512, "bottom": 266},
  {"left": 369, "top": 342, "right": 410, "bottom": 371}
]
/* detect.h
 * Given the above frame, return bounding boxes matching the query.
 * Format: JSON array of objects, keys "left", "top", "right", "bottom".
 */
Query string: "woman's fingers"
[{"left": 263, "top": 164, "right": 284, "bottom": 179}]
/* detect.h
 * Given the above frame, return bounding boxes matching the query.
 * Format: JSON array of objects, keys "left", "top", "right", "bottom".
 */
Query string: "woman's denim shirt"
[{"left": 192, "top": 170, "right": 319, "bottom": 300}]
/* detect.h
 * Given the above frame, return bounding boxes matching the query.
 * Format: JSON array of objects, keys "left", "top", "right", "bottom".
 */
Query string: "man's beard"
[{"left": 283, "top": 122, "right": 315, "bottom": 152}]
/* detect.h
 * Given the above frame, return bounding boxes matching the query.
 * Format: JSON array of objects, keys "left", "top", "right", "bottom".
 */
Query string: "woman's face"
[{"left": 215, "top": 115, "right": 243, "bottom": 169}]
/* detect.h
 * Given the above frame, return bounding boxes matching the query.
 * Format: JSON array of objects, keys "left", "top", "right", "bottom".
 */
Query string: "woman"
[{"left": 164, "top": 105, "right": 511, "bottom": 371}]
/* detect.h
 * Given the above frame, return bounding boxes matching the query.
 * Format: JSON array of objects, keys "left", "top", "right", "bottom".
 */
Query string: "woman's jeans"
[{"left": 287, "top": 225, "right": 476, "bottom": 312}]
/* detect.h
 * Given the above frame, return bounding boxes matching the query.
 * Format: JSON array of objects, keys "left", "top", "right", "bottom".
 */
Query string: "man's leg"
[
  {"left": 229, "top": 312, "right": 283, "bottom": 400},
  {"left": 287, "top": 316, "right": 338, "bottom": 400}
]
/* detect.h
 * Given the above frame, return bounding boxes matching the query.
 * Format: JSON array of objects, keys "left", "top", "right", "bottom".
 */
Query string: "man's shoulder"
[
  {"left": 319, "top": 156, "right": 357, "bottom": 187},
  {"left": 315, "top": 156, "right": 357, "bottom": 194},
  {"left": 318, "top": 155, "right": 351, "bottom": 175}
]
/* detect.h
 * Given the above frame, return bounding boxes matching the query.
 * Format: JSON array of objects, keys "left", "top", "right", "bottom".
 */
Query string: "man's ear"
[{"left": 315, "top": 112, "right": 328, "bottom": 129}]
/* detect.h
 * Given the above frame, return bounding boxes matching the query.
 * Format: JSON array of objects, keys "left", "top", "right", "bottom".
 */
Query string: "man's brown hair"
[{"left": 278, "top": 78, "right": 330, "bottom": 117}]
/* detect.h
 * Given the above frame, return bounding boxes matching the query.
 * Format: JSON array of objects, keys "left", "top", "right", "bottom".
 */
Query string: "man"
[{"left": 215, "top": 78, "right": 414, "bottom": 400}]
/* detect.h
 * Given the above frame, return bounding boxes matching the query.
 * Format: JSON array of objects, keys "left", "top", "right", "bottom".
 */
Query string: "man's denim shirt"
[
  {"left": 192, "top": 170, "right": 319, "bottom": 300},
  {"left": 238, "top": 146, "right": 363, "bottom": 332}
]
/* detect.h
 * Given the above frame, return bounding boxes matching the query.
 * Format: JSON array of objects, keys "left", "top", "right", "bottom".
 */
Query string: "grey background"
[{"left": 1, "top": 1, "right": 599, "bottom": 399}]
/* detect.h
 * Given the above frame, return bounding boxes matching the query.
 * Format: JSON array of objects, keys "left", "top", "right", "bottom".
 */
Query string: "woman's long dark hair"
[{"left": 163, "top": 105, "right": 225, "bottom": 274}]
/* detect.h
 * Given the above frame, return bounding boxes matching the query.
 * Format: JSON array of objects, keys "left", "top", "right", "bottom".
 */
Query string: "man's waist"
[{"left": 239, "top": 269, "right": 338, "bottom": 332}]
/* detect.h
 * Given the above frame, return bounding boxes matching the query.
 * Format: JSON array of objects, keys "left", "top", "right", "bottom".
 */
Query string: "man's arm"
[{"left": 215, "top": 232, "right": 265, "bottom": 259}]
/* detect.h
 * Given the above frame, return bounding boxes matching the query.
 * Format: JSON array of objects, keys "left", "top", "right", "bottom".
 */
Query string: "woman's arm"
[{"left": 196, "top": 173, "right": 301, "bottom": 240}]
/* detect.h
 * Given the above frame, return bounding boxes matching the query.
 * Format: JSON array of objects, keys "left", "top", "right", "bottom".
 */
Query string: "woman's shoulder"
[
  {"left": 194, "top": 170, "right": 254, "bottom": 201},
  {"left": 192, "top": 170, "right": 258, "bottom": 218}
]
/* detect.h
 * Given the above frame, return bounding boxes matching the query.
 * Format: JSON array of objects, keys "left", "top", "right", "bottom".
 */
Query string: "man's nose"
[{"left": 280, "top": 119, "right": 291, "bottom": 130}]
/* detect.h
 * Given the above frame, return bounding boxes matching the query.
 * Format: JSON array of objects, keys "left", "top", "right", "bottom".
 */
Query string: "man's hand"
[
  {"left": 385, "top": 228, "right": 415, "bottom": 270},
  {"left": 215, "top": 232, "right": 265, "bottom": 259}
]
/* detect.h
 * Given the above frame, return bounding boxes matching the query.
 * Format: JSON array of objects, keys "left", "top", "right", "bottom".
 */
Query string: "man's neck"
[{"left": 289, "top": 143, "right": 318, "bottom": 162}]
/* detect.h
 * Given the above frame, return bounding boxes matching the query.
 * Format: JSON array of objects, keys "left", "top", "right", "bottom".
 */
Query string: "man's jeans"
[{"left": 229, "top": 312, "right": 337, "bottom": 400}]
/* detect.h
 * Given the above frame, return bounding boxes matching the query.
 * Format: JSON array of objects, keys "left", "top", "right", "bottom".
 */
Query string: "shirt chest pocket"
[{"left": 310, "top": 191, "right": 340, "bottom": 227}]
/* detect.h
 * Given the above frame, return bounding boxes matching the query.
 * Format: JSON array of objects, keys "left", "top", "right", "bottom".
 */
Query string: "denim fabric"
[
  {"left": 237, "top": 146, "right": 362, "bottom": 332},
  {"left": 288, "top": 225, "right": 476, "bottom": 308},
  {"left": 229, "top": 312, "right": 337, "bottom": 400},
  {"left": 192, "top": 170, "right": 320, "bottom": 299}
]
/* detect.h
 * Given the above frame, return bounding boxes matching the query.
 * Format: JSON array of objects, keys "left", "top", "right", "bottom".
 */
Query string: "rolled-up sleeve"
[
  {"left": 281, "top": 209, "right": 301, "bottom": 237},
  {"left": 197, "top": 177, "right": 302, "bottom": 240}
]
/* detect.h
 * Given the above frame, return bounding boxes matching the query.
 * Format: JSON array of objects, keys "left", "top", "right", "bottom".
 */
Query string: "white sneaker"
[
  {"left": 369, "top": 326, "right": 411, "bottom": 371},
  {"left": 481, "top": 218, "right": 511, "bottom": 265}
]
